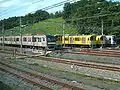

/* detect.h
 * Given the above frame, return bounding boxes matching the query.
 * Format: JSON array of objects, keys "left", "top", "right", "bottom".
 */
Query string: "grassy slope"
[{"left": 3, "top": 17, "right": 77, "bottom": 36}]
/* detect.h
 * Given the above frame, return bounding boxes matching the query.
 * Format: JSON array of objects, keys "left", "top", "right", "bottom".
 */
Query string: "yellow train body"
[
  {"left": 96, "top": 35, "right": 106, "bottom": 47},
  {"left": 55, "top": 34, "right": 106, "bottom": 48},
  {"left": 61, "top": 35, "right": 96, "bottom": 47}
]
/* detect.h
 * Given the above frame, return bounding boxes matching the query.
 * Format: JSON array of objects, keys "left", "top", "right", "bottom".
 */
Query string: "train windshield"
[
  {"left": 47, "top": 35, "right": 56, "bottom": 42},
  {"left": 113, "top": 36, "right": 116, "bottom": 41},
  {"left": 100, "top": 36, "right": 103, "bottom": 40}
]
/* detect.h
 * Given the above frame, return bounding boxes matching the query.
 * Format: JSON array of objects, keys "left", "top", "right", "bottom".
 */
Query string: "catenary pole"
[
  {"left": 2, "top": 22, "right": 5, "bottom": 51},
  {"left": 20, "top": 17, "right": 23, "bottom": 53}
]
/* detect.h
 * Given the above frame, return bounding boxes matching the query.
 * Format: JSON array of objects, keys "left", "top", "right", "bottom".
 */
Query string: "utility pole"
[
  {"left": 63, "top": 22, "right": 65, "bottom": 47},
  {"left": 101, "top": 19, "right": 103, "bottom": 35},
  {"left": 101, "top": 19, "right": 104, "bottom": 49},
  {"left": 20, "top": 17, "right": 22, "bottom": 53},
  {"left": 2, "top": 22, "right": 5, "bottom": 51}
]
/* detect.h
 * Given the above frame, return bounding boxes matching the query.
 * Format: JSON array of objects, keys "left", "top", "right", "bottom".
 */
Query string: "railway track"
[
  {"left": 0, "top": 61, "right": 83, "bottom": 90},
  {"left": 56, "top": 49, "right": 120, "bottom": 58},
  {"left": 1, "top": 50, "right": 120, "bottom": 73},
  {"left": 32, "top": 56, "right": 120, "bottom": 72},
  {"left": 1, "top": 45, "right": 120, "bottom": 58}
]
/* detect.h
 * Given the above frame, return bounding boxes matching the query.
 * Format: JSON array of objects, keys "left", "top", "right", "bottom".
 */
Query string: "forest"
[{"left": 63, "top": 0, "right": 120, "bottom": 37}]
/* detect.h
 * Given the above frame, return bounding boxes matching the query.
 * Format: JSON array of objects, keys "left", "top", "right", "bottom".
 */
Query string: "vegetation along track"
[
  {"left": 0, "top": 61, "right": 83, "bottom": 90},
  {"left": 1, "top": 50, "right": 120, "bottom": 73}
]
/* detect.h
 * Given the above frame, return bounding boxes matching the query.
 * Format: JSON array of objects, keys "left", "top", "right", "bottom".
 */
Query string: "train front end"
[
  {"left": 46, "top": 35, "right": 56, "bottom": 50},
  {"left": 96, "top": 35, "right": 106, "bottom": 48}
]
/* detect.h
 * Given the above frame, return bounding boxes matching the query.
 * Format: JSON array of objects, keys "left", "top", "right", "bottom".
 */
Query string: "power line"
[
  {"left": 0, "top": 0, "right": 74, "bottom": 19},
  {"left": 0, "top": 0, "right": 44, "bottom": 17},
  {"left": 42, "top": 0, "right": 73, "bottom": 11},
  {"left": 66, "top": 12, "right": 120, "bottom": 22},
  {"left": 0, "top": 0, "right": 41, "bottom": 14}
]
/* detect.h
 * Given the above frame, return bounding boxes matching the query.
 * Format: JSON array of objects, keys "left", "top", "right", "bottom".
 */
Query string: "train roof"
[
  {"left": 63, "top": 34, "right": 96, "bottom": 36},
  {"left": 106, "top": 35, "right": 116, "bottom": 36}
]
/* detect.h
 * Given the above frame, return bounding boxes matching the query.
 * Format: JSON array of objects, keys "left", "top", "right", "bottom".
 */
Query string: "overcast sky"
[{"left": 0, "top": 0, "right": 119, "bottom": 20}]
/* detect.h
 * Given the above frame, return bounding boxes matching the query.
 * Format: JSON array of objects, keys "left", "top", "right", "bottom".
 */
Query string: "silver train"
[
  {"left": 0, "top": 34, "right": 56, "bottom": 50},
  {"left": 105, "top": 35, "right": 117, "bottom": 47}
]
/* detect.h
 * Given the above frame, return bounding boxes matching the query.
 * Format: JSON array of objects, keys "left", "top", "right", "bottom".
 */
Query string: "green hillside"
[{"left": 3, "top": 17, "right": 77, "bottom": 36}]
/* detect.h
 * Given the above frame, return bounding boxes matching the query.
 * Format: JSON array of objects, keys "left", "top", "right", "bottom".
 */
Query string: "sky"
[
  {"left": 0, "top": 0, "right": 68, "bottom": 19},
  {"left": 0, "top": 0, "right": 120, "bottom": 20}
]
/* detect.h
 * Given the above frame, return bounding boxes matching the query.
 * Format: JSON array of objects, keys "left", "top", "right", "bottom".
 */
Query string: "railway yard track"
[
  {"left": 1, "top": 50, "right": 120, "bottom": 72},
  {"left": 52, "top": 48, "right": 120, "bottom": 65},
  {"left": 1, "top": 47, "right": 120, "bottom": 89},
  {"left": 1, "top": 49, "right": 120, "bottom": 73},
  {"left": 0, "top": 52, "right": 120, "bottom": 89},
  {"left": 0, "top": 61, "right": 83, "bottom": 90},
  {"left": 56, "top": 49, "right": 120, "bottom": 58}
]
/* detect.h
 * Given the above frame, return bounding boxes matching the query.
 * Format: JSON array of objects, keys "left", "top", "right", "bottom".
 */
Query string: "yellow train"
[
  {"left": 55, "top": 34, "right": 117, "bottom": 48},
  {"left": 96, "top": 35, "right": 106, "bottom": 47},
  {"left": 56, "top": 34, "right": 97, "bottom": 48}
]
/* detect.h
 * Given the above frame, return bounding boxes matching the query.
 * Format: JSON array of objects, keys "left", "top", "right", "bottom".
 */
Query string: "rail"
[{"left": 0, "top": 61, "right": 83, "bottom": 90}]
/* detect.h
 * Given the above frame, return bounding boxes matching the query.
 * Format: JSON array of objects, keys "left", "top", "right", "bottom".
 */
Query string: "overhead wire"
[
  {"left": 0, "top": 0, "right": 44, "bottom": 17},
  {"left": 0, "top": 0, "right": 42, "bottom": 14},
  {"left": 0, "top": 0, "right": 74, "bottom": 19}
]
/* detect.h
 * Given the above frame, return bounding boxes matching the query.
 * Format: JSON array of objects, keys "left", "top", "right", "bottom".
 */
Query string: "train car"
[
  {"left": 55, "top": 34, "right": 62, "bottom": 46},
  {"left": 33, "top": 34, "right": 56, "bottom": 49},
  {"left": 0, "top": 34, "right": 56, "bottom": 50},
  {"left": 54, "top": 35, "right": 63, "bottom": 49},
  {"left": 96, "top": 35, "right": 106, "bottom": 47},
  {"left": 62, "top": 35, "right": 69, "bottom": 46},
  {"left": 61, "top": 34, "right": 96, "bottom": 48},
  {"left": 105, "top": 35, "right": 117, "bottom": 47}
]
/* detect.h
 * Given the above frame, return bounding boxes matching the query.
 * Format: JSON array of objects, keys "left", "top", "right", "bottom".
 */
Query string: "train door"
[
  {"left": 70, "top": 37, "right": 73, "bottom": 44},
  {"left": 82, "top": 37, "right": 86, "bottom": 44},
  {"left": 41, "top": 36, "right": 47, "bottom": 47},
  {"left": 32, "top": 36, "right": 36, "bottom": 47},
  {"left": 35, "top": 37, "right": 39, "bottom": 46}
]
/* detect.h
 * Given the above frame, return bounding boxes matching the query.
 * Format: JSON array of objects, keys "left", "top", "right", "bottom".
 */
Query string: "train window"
[
  {"left": 88, "top": 38, "right": 89, "bottom": 41},
  {"left": 0, "top": 38, "right": 2, "bottom": 41},
  {"left": 23, "top": 37, "right": 27, "bottom": 41},
  {"left": 47, "top": 35, "right": 56, "bottom": 42},
  {"left": 75, "top": 38, "right": 79, "bottom": 41},
  {"left": 59, "top": 37, "right": 62, "bottom": 41},
  {"left": 109, "top": 38, "right": 111, "bottom": 41},
  {"left": 56, "top": 37, "right": 62, "bottom": 41},
  {"left": 42, "top": 37, "right": 45, "bottom": 41},
  {"left": 57, "top": 37, "right": 60, "bottom": 41},
  {"left": 28, "top": 38, "right": 31, "bottom": 42},
  {"left": 65, "top": 38, "right": 68, "bottom": 41},
  {"left": 32, "top": 37, "right": 36, "bottom": 42},
  {"left": 16, "top": 38, "right": 19, "bottom": 41},
  {"left": 113, "top": 36, "right": 116, "bottom": 41},
  {"left": 5, "top": 38, "right": 7, "bottom": 41},
  {"left": 98, "top": 38, "right": 99, "bottom": 40},
  {"left": 100, "top": 36, "right": 103, "bottom": 40},
  {"left": 38, "top": 38, "right": 41, "bottom": 42}
]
